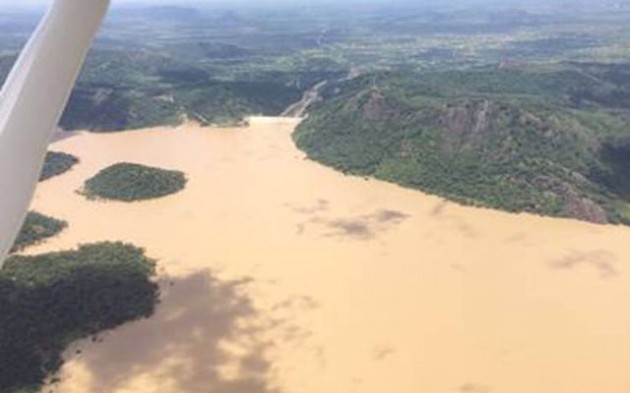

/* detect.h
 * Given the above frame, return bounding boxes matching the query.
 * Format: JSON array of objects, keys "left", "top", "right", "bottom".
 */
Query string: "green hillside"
[{"left": 295, "top": 64, "right": 630, "bottom": 224}]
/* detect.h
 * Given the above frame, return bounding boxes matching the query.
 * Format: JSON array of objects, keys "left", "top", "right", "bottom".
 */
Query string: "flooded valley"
[{"left": 24, "top": 117, "right": 630, "bottom": 393}]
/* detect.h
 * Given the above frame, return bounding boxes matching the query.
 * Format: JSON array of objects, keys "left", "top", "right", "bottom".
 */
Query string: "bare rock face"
[
  {"left": 438, "top": 100, "right": 497, "bottom": 154},
  {"left": 362, "top": 90, "right": 387, "bottom": 122},
  {"left": 441, "top": 100, "right": 496, "bottom": 138},
  {"left": 442, "top": 104, "right": 471, "bottom": 138},
  {"left": 535, "top": 176, "right": 609, "bottom": 224},
  {"left": 564, "top": 191, "right": 609, "bottom": 224}
]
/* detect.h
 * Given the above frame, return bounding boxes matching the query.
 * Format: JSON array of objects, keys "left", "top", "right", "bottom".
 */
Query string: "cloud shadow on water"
[
  {"left": 550, "top": 250, "right": 619, "bottom": 279},
  {"left": 326, "top": 218, "right": 374, "bottom": 239},
  {"left": 428, "top": 201, "right": 477, "bottom": 238},
  {"left": 323, "top": 209, "right": 410, "bottom": 240},
  {"left": 63, "top": 270, "right": 283, "bottom": 393},
  {"left": 457, "top": 383, "right": 493, "bottom": 393}
]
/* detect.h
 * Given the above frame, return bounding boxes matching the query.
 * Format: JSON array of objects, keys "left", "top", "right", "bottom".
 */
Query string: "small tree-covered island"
[
  {"left": 11, "top": 212, "right": 68, "bottom": 253},
  {"left": 82, "top": 162, "right": 187, "bottom": 202},
  {"left": 0, "top": 242, "right": 159, "bottom": 393},
  {"left": 40, "top": 152, "right": 79, "bottom": 182}
]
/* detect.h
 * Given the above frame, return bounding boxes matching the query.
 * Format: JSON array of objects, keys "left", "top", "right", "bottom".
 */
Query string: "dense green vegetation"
[
  {"left": 7, "top": 1, "right": 630, "bottom": 131},
  {"left": 52, "top": 41, "right": 341, "bottom": 130},
  {"left": 40, "top": 151, "right": 79, "bottom": 182},
  {"left": 11, "top": 212, "right": 67, "bottom": 253},
  {"left": 56, "top": 50, "right": 309, "bottom": 130},
  {"left": 0, "top": 242, "right": 158, "bottom": 393},
  {"left": 1, "top": 6, "right": 348, "bottom": 131},
  {"left": 295, "top": 64, "right": 630, "bottom": 224},
  {"left": 83, "top": 163, "right": 187, "bottom": 201},
  {"left": 54, "top": 51, "right": 337, "bottom": 130}
]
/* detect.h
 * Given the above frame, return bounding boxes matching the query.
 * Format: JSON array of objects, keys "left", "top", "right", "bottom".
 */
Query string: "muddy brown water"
[{"left": 25, "top": 117, "right": 630, "bottom": 393}]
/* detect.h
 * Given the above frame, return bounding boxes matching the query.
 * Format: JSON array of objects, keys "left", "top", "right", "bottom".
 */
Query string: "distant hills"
[
  {"left": 55, "top": 48, "right": 309, "bottom": 131},
  {"left": 295, "top": 63, "right": 630, "bottom": 224},
  {"left": 110, "top": 6, "right": 203, "bottom": 21}
]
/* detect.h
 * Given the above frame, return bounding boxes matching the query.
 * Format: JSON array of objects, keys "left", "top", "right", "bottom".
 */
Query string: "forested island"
[
  {"left": 8, "top": 151, "right": 79, "bottom": 253},
  {"left": 11, "top": 212, "right": 68, "bottom": 253},
  {"left": 40, "top": 152, "right": 79, "bottom": 182},
  {"left": 0, "top": 242, "right": 159, "bottom": 393},
  {"left": 83, "top": 163, "right": 187, "bottom": 201}
]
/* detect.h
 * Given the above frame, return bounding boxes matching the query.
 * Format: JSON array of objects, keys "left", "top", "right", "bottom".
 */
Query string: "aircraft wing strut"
[{"left": 0, "top": 0, "right": 110, "bottom": 263}]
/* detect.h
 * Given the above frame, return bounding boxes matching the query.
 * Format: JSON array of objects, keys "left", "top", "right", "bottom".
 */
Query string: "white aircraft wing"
[{"left": 0, "top": 0, "right": 110, "bottom": 264}]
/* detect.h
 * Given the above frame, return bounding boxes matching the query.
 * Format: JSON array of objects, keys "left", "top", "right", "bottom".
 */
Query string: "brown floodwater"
[{"left": 26, "top": 117, "right": 630, "bottom": 393}]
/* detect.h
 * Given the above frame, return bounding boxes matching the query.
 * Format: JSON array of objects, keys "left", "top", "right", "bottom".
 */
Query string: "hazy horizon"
[{"left": 0, "top": 0, "right": 574, "bottom": 10}]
